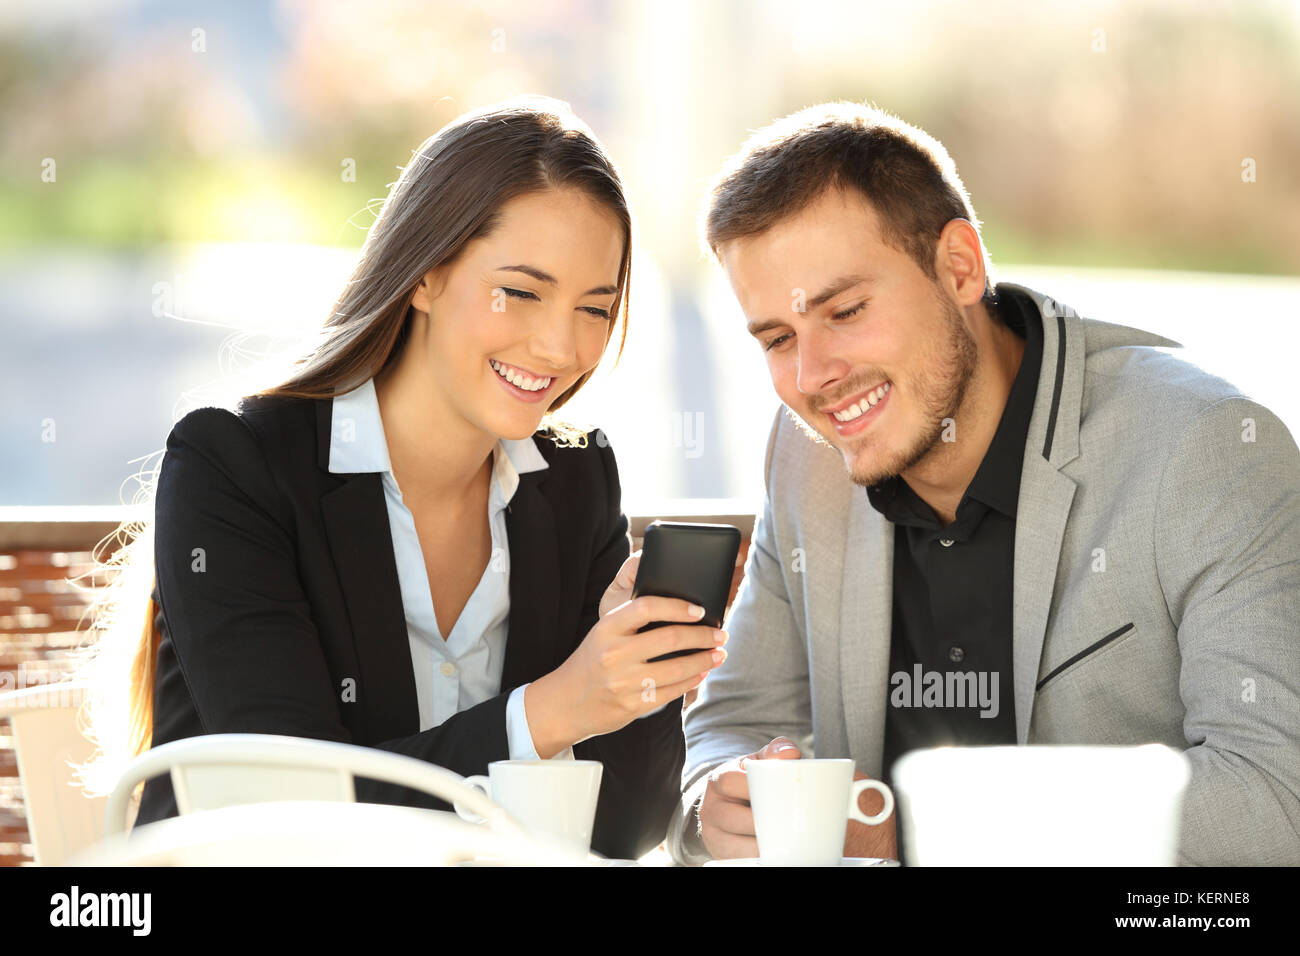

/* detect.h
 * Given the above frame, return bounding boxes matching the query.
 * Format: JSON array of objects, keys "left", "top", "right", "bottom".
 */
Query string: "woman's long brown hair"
[{"left": 72, "top": 95, "right": 633, "bottom": 796}]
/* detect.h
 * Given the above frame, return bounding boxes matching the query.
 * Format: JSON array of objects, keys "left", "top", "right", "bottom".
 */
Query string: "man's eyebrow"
[
  {"left": 806, "top": 273, "right": 875, "bottom": 310},
  {"left": 746, "top": 317, "right": 786, "bottom": 337},
  {"left": 496, "top": 264, "right": 618, "bottom": 297},
  {"left": 746, "top": 273, "right": 876, "bottom": 336}
]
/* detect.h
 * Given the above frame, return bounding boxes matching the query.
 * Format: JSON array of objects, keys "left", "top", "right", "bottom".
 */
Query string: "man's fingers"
[
  {"left": 703, "top": 830, "right": 760, "bottom": 861},
  {"left": 708, "top": 738, "right": 803, "bottom": 813},
  {"left": 710, "top": 767, "right": 752, "bottom": 802},
  {"left": 701, "top": 795, "right": 757, "bottom": 838},
  {"left": 763, "top": 735, "right": 802, "bottom": 758},
  {"left": 699, "top": 791, "right": 759, "bottom": 860},
  {"left": 700, "top": 741, "right": 802, "bottom": 861},
  {"left": 739, "top": 736, "right": 802, "bottom": 770}
]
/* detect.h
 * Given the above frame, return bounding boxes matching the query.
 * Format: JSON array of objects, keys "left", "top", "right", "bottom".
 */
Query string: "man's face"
[{"left": 720, "top": 186, "right": 978, "bottom": 488}]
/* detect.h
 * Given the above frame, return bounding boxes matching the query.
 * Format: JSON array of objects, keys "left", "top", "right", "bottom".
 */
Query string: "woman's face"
[{"left": 413, "top": 187, "right": 625, "bottom": 441}]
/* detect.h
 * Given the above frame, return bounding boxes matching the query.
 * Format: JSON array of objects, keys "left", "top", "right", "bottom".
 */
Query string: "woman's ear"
[{"left": 410, "top": 265, "right": 449, "bottom": 314}]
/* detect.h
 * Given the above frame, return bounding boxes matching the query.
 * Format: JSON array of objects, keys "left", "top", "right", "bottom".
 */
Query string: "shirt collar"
[
  {"left": 963, "top": 284, "right": 1042, "bottom": 517},
  {"left": 327, "top": 376, "right": 548, "bottom": 508}
]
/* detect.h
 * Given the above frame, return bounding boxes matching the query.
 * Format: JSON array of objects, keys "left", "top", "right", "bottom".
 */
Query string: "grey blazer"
[{"left": 667, "top": 283, "right": 1300, "bottom": 866}]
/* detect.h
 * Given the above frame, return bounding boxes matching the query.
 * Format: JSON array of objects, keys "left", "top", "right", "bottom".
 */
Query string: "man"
[{"left": 666, "top": 102, "right": 1300, "bottom": 866}]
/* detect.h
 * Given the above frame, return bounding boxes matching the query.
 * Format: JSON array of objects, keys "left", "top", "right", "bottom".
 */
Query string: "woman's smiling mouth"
[{"left": 490, "top": 358, "right": 556, "bottom": 402}]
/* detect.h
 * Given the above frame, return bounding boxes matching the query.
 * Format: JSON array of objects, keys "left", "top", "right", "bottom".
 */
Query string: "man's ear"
[
  {"left": 934, "top": 218, "right": 986, "bottom": 308},
  {"left": 410, "top": 265, "right": 449, "bottom": 314}
]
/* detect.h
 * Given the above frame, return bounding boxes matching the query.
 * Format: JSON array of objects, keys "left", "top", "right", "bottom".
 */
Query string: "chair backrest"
[
  {"left": 104, "top": 733, "right": 524, "bottom": 840},
  {"left": 74, "top": 799, "right": 584, "bottom": 867},
  {"left": 0, "top": 681, "right": 105, "bottom": 866}
]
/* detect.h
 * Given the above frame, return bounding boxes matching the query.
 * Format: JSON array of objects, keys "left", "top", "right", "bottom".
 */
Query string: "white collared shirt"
[{"left": 328, "top": 377, "right": 573, "bottom": 761}]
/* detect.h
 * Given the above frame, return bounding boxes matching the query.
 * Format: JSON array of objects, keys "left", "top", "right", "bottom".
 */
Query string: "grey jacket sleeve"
[
  {"left": 664, "top": 410, "right": 815, "bottom": 865},
  {"left": 1155, "top": 396, "right": 1300, "bottom": 865}
]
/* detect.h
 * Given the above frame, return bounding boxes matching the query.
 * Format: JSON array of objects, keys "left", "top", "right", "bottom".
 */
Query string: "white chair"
[
  {"left": 0, "top": 681, "right": 105, "bottom": 866},
  {"left": 74, "top": 799, "right": 588, "bottom": 866},
  {"left": 104, "top": 733, "right": 526, "bottom": 841}
]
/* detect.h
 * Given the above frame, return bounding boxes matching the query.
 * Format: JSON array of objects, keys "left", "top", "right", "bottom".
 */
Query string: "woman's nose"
[{"left": 528, "top": 309, "right": 578, "bottom": 371}]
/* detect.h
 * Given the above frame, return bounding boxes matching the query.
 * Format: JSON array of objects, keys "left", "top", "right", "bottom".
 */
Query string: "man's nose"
[{"left": 795, "top": 327, "right": 850, "bottom": 396}]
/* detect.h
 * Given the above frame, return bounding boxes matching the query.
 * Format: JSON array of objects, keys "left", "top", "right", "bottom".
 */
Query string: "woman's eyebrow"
[{"left": 496, "top": 264, "right": 617, "bottom": 296}]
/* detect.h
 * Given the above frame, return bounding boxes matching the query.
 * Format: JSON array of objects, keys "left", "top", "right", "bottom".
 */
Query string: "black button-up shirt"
[{"left": 868, "top": 286, "right": 1043, "bottom": 803}]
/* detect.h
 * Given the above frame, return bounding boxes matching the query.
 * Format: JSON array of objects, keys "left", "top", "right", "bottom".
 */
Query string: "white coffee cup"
[
  {"left": 745, "top": 757, "right": 895, "bottom": 866},
  {"left": 453, "top": 760, "right": 603, "bottom": 856},
  {"left": 891, "top": 744, "right": 1191, "bottom": 866}
]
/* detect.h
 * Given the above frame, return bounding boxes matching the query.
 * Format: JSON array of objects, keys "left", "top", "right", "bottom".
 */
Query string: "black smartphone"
[{"left": 631, "top": 520, "right": 742, "bottom": 662}]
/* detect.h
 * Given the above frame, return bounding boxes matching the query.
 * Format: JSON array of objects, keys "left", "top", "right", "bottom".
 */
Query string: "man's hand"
[
  {"left": 844, "top": 770, "right": 898, "bottom": 861},
  {"left": 696, "top": 736, "right": 802, "bottom": 859}
]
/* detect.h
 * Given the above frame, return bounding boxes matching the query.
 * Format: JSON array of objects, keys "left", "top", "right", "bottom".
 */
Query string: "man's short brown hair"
[{"left": 701, "top": 101, "right": 999, "bottom": 319}]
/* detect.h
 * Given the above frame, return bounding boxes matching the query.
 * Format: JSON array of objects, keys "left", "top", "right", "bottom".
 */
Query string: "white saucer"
[{"left": 704, "top": 857, "right": 899, "bottom": 867}]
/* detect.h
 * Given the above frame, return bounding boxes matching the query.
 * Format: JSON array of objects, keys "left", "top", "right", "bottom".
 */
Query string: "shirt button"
[
  {"left": 939, "top": 538, "right": 955, "bottom": 548},
  {"left": 948, "top": 646, "right": 965, "bottom": 663},
  {"left": 440, "top": 661, "right": 457, "bottom": 677}
]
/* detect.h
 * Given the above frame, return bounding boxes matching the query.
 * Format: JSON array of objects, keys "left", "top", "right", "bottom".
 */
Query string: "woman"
[{"left": 78, "top": 96, "right": 726, "bottom": 860}]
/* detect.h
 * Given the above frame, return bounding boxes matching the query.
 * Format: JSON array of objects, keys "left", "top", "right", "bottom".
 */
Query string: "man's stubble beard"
[
  {"left": 784, "top": 290, "right": 978, "bottom": 487},
  {"left": 847, "top": 292, "right": 977, "bottom": 487}
]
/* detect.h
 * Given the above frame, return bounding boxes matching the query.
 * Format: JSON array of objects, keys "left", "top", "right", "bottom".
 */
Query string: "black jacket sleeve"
[
  {"left": 151, "top": 407, "right": 511, "bottom": 809},
  {"left": 573, "top": 434, "right": 687, "bottom": 860}
]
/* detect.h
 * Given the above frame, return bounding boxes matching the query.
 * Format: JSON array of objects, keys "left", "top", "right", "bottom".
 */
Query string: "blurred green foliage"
[{"left": 1, "top": 0, "right": 1297, "bottom": 276}]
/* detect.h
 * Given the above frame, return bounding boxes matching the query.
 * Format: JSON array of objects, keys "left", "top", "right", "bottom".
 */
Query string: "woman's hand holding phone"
[
  {"left": 598, "top": 550, "right": 643, "bottom": 619},
  {"left": 524, "top": 554, "right": 727, "bottom": 757}
]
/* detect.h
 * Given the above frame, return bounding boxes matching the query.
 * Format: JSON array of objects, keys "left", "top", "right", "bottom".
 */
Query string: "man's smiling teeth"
[
  {"left": 490, "top": 359, "right": 553, "bottom": 392},
  {"left": 832, "top": 381, "right": 891, "bottom": 422}
]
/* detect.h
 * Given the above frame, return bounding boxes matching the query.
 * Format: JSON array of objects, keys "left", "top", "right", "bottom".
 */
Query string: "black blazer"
[{"left": 136, "top": 393, "right": 685, "bottom": 860}]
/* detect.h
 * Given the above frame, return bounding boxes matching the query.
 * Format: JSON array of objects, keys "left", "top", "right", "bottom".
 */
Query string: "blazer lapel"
[
  {"left": 1012, "top": 456, "right": 1076, "bottom": 742},
  {"left": 837, "top": 480, "right": 895, "bottom": 776},
  {"left": 315, "top": 398, "right": 421, "bottom": 742},
  {"left": 500, "top": 470, "right": 562, "bottom": 691},
  {"left": 1004, "top": 286, "right": 1086, "bottom": 743}
]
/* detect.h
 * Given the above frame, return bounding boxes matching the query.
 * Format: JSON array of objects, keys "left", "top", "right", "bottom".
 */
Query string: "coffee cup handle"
[
  {"left": 453, "top": 774, "right": 492, "bottom": 824},
  {"left": 848, "top": 778, "right": 895, "bottom": 826}
]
